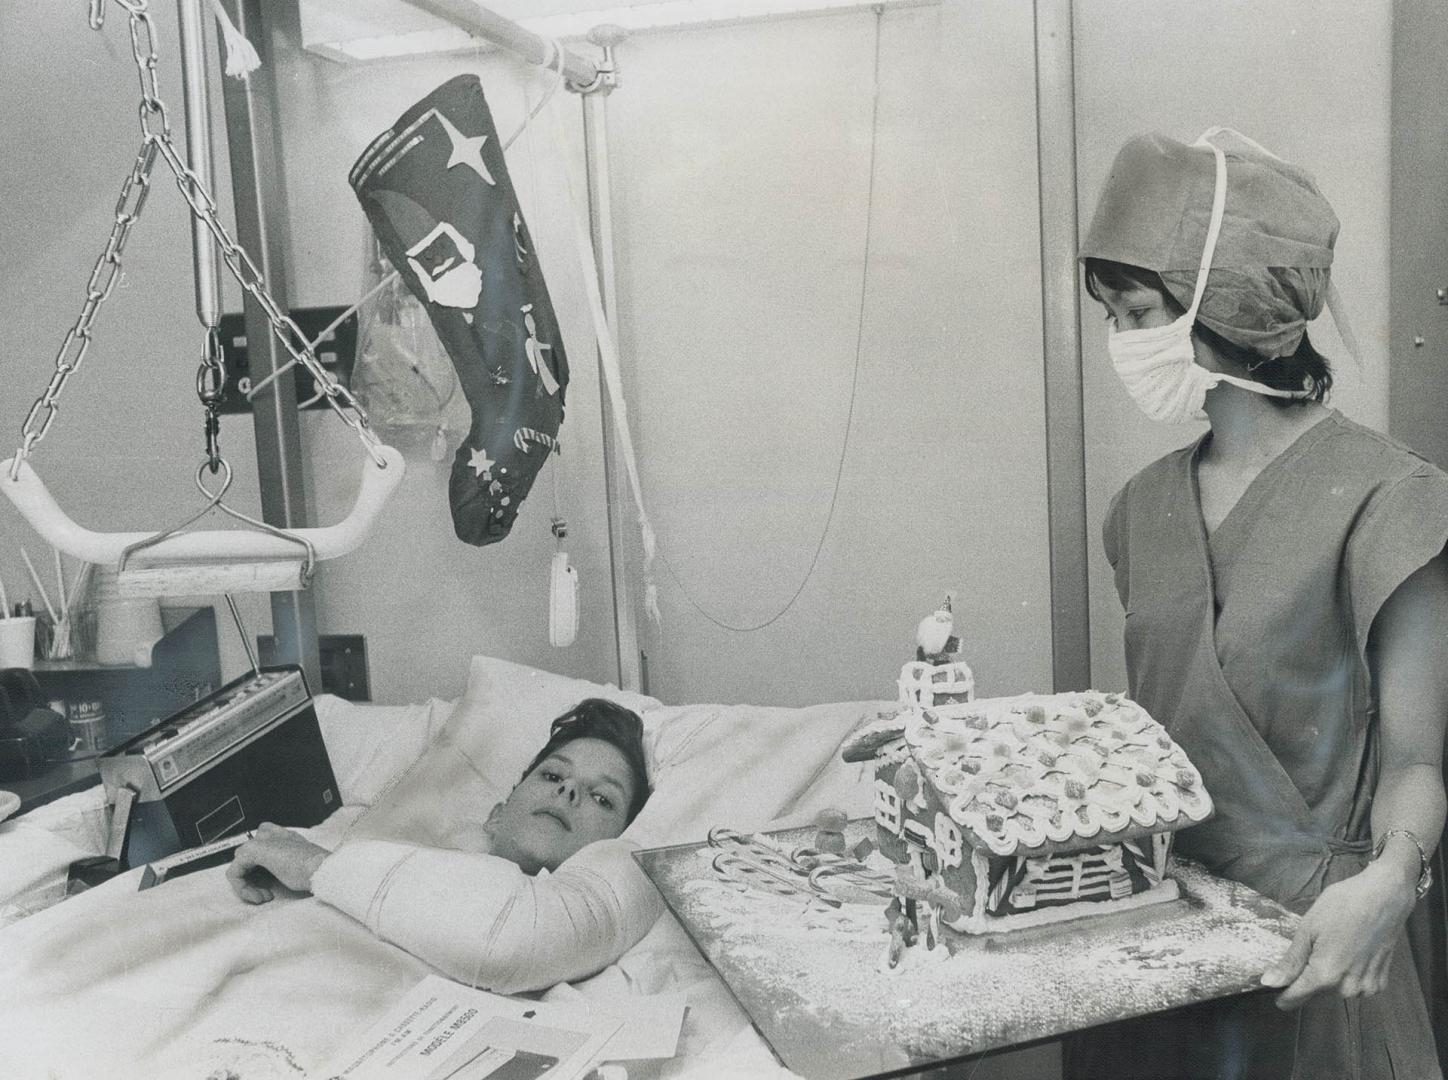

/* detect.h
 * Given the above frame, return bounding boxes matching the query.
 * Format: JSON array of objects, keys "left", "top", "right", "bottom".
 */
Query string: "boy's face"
[{"left": 484, "top": 737, "right": 637, "bottom": 874}]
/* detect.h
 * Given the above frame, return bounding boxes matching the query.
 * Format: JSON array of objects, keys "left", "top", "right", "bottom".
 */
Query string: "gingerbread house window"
[
  {"left": 902, "top": 818, "right": 935, "bottom": 854},
  {"left": 933, "top": 813, "right": 963, "bottom": 868},
  {"left": 874, "top": 779, "right": 902, "bottom": 834}
]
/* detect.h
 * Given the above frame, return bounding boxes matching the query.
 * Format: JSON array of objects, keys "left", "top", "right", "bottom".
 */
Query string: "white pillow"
[
  {"left": 624, "top": 699, "right": 889, "bottom": 849},
  {"left": 314, "top": 694, "right": 454, "bottom": 806}
]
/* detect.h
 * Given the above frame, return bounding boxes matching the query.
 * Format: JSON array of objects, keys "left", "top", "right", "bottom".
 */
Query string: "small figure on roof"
[{"left": 915, "top": 595, "right": 963, "bottom": 665}]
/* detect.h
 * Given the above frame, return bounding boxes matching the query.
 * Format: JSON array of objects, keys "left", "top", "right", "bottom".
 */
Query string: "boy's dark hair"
[
  {"left": 521, "top": 698, "right": 652, "bottom": 824},
  {"left": 1083, "top": 257, "right": 1332, "bottom": 406}
]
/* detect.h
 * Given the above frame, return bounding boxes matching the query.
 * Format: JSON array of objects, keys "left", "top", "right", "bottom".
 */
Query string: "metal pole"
[
  {"left": 216, "top": 0, "right": 321, "bottom": 687},
  {"left": 175, "top": 0, "right": 220, "bottom": 328},
  {"left": 397, "top": 0, "right": 601, "bottom": 87},
  {"left": 580, "top": 39, "right": 643, "bottom": 693},
  {"left": 392, "top": 1, "right": 641, "bottom": 689},
  {"left": 1033, "top": 0, "right": 1091, "bottom": 692}
]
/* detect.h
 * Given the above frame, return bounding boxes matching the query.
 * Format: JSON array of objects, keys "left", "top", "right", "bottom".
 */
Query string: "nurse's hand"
[
  {"left": 1260, "top": 862, "right": 1416, "bottom": 1009},
  {"left": 226, "top": 822, "right": 330, "bottom": 904}
]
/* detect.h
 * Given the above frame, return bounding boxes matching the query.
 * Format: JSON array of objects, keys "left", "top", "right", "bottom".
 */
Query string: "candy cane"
[{"left": 513, "top": 427, "right": 558, "bottom": 454}]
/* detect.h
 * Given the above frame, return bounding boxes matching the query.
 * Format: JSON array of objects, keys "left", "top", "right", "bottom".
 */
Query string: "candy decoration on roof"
[{"left": 351, "top": 74, "right": 568, "bottom": 547}]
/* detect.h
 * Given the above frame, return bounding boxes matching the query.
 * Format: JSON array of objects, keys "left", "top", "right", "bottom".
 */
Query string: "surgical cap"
[{"left": 1081, "top": 130, "right": 1340, "bottom": 358}]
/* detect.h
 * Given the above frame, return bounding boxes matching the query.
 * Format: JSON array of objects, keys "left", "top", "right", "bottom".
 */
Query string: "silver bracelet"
[{"left": 1373, "top": 828, "right": 1433, "bottom": 900}]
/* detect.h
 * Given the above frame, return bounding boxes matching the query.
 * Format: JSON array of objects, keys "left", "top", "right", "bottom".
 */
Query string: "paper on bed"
[
  {"left": 541, "top": 983, "right": 688, "bottom": 1061},
  {"left": 319, "top": 974, "right": 621, "bottom": 1080}
]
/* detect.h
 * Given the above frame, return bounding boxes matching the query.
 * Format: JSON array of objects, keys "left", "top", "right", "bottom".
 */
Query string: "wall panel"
[{"left": 605, "top": 2, "right": 1055, "bottom": 706}]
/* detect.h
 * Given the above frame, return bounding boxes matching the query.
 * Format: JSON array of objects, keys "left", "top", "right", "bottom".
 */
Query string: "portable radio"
[{"left": 97, "top": 665, "right": 338, "bottom": 869}]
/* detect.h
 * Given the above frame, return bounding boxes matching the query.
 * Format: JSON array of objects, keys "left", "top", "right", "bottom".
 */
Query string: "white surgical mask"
[{"left": 1107, "top": 133, "right": 1309, "bottom": 423}]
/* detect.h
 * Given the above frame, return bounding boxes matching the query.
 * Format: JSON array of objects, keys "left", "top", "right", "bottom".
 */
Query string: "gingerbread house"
[{"left": 842, "top": 673, "right": 1213, "bottom": 935}]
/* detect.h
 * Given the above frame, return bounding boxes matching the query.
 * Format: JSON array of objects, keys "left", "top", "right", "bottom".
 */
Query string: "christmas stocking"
[{"left": 350, "top": 74, "right": 569, "bottom": 546}]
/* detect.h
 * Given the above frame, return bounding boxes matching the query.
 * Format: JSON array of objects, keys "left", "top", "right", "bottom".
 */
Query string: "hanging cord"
[
  {"left": 245, "top": 61, "right": 571, "bottom": 409},
  {"left": 652, "top": 10, "right": 884, "bottom": 632},
  {"left": 541, "top": 43, "right": 665, "bottom": 624},
  {"left": 208, "top": 0, "right": 260, "bottom": 79}
]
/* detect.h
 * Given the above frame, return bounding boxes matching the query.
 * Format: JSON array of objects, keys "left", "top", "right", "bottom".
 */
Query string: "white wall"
[
  {"left": 606, "top": 2, "right": 1056, "bottom": 706},
  {"left": 256, "top": 0, "right": 1058, "bottom": 709},
  {"left": 1074, "top": 0, "right": 1394, "bottom": 693},
  {"left": 2, "top": 1, "right": 1399, "bottom": 721}
]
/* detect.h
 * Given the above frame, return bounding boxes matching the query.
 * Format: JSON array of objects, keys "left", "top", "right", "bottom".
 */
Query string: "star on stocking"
[
  {"left": 433, "top": 109, "right": 496, "bottom": 186},
  {"left": 467, "top": 445, "right": 495, "bottom": 479}
]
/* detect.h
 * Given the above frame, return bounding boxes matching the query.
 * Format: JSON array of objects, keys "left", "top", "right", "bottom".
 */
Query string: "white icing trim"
[{"left": 946, "top": 877, "right": 1181, "bottom": 934}]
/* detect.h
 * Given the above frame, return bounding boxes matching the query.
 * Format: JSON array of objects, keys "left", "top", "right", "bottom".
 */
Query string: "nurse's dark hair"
[
  {"left": 520, "top": 698, "right": 652, "bottom": 824},
  {"left": 1084, "top": 257, "right": 1332, "bottom": 406}
]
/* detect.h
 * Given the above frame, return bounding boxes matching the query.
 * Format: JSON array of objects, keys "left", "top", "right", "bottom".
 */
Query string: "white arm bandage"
[{"left": 310, "top": 837, "right": 663, "bottom": 994}]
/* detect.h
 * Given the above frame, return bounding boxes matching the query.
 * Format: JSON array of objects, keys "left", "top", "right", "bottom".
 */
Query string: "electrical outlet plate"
[
  {"left": 258, "top": 634, "right": 371, "bottom": 702},
  {"left": 217, "top": 306, "right": 358, "bottom": 414}
]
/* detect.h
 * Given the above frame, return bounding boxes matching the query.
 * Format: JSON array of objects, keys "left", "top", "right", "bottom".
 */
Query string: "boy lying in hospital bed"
[
  {"left": 228, "top": 697, "right": 665, "bottom": 994},
  {"left": 0, "top": 656, "right": 876, "bottom": 1078}
]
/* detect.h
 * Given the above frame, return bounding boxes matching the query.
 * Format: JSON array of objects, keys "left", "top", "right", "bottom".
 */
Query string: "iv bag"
[{"left": 352, "top": 229, "right": 457, "bottom": 452}]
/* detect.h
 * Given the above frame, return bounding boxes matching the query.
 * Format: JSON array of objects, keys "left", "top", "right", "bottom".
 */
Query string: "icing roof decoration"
[
  {"left": 902, "top": 691, "right": 1212, "bottom": 857},
  {"left": 840, "top": 710, "right": 907, "bottom": 763}
]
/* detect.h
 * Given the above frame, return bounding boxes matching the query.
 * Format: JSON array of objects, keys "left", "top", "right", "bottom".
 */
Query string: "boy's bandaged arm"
[{"left": 310, "top": 837, "right": 664, "bottom": 994}]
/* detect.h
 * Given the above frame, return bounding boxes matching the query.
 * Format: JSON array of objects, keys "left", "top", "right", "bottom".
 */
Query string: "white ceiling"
[{"left": 298, "top": 0, "right": 934, "bottom": 62}]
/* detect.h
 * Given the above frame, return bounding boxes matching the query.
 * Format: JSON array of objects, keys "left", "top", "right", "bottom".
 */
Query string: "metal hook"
[
  {"left": 118, "top": 457, "right": 234, "bottom": 574},
  {"left": 116, "top": 457, "right": 317, "bottom": 583}
]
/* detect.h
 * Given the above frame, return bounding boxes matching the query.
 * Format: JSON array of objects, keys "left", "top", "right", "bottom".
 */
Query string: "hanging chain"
[
  {"left": 12, "top": 0, "right": 384, "bottom": 479},
  {"left": 197, "top": 325, "right": 226, "bottom": 472},
  {"left": 126, "top": 0, "right": 169, "bottom": 142},
  {"left": 12, "top": 137, "right": 160, "bottom": 480},
  {"left": 147, "top": 131, "right": 383, "bottom": 463}
]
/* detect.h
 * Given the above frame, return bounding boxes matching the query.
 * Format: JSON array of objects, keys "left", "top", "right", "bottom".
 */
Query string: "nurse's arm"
[{"left": 1265, "top": 551, "right": 1448, "bottom": 1008}]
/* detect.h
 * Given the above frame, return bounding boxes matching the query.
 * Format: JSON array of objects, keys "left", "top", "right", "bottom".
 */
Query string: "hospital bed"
[{"left": 0, "top": 654, "right": 879, "bottom": 1080}]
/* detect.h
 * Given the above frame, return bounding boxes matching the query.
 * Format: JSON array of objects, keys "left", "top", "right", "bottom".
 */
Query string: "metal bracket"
[{"left": 570, "top": 25, "right": 627, "bottom": 95}]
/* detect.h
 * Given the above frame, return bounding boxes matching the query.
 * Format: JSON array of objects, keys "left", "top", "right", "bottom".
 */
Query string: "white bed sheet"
[{"left": 0, "top": 673, "right": 878, "bottom": 1079}]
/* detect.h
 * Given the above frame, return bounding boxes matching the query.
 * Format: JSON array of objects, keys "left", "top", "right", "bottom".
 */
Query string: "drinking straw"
[
  {"left": 53, "top": 547, "right": 68, "bottom": 613},
  {"left": 68, "top": 562, "right": 94, "bottom": 615},
  {"left": 20, "top": 547, "right": 60, "bottom": 624}
]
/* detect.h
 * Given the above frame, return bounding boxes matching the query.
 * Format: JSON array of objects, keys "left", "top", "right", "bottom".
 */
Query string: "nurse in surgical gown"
[{"left": 1063, "top": 129, "right": 1448, "bottom": 1079}]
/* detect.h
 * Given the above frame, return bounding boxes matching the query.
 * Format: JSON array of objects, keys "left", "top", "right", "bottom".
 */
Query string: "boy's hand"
[{"left": 226, "top": 822, "right": 330, "bottom": 904}]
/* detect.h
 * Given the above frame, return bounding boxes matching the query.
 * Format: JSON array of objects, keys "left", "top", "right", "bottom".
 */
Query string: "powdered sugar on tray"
[{"left": 640, "top": 824, "right": 1299, "bottom": 1071}]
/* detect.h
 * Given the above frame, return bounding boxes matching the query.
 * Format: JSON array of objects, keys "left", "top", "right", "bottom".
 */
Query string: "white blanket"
[{"left": 0, "top": 686, "right": 877, "bottom": 1079}]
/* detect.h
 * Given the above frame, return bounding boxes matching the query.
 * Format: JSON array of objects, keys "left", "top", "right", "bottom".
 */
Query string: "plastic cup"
[
  {"left": 0, "top": 616, "right": 37, "bottom": 670},
  {"left": 69, "top": 699, "right": 107, "bottom": 752}
]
